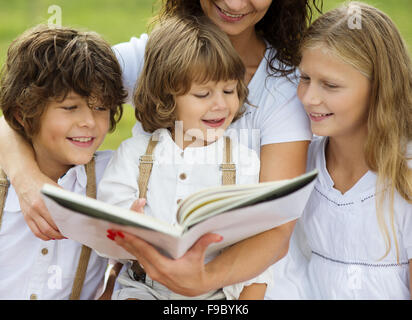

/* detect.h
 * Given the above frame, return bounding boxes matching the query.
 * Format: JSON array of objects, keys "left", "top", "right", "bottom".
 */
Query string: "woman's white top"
[
  {"left": 0, "top": 151, "right": 112, "bottom": 300},
  {"left": 112, "top": 35, "right": 312, "bottom": 156},
  {"left": 97, "top": 128, "right": 272, "bottom": 299},
  {"left": 302, "top": 137, "right": 412, "bottom": 299}
]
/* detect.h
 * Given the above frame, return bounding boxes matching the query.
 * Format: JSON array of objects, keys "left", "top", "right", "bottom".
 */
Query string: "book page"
[{"left": 173, "top": 178, "right": 316, "bottom": 258}]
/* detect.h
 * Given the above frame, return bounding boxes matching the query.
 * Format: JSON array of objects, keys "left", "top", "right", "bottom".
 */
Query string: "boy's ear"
[{"left": 14, "top": 110, "right": 24, "bottom": 127}]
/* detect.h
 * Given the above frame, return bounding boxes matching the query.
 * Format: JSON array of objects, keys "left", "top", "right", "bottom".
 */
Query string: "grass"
[{"left": 0, "top": 0, "right": 411, "bottom": 151}]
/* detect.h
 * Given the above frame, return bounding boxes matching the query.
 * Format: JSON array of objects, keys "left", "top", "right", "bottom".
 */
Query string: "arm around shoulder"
[{"left": 0, "top": 117, "right": 61, "bottom": 240}]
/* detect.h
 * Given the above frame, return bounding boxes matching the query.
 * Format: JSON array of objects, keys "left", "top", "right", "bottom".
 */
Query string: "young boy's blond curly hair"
[{"left": 134, "top": 15, "right": 249, "bottom": 133}]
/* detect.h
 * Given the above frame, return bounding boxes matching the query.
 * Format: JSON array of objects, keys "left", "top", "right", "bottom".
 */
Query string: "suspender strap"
[
  {"left": 0, "top": 162, "right": 95, "bottom": 300},
  {"left": 0, "top": 168, "right": 9, "bottom": 231},
  {"left": 138, "top": 137, "right": 159, "bottom": 199},
  {"left": 69, "top": 157, "right": 95, "bottom": 300},
  {"left": 132, "top": 135, "right": 236, "bottom": 277},
  {"left": 220, "top": 137, "right": 236, "bottom": 185}
]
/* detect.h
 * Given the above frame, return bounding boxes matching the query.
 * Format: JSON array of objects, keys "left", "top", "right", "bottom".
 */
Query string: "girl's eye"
[
  {"left": 299, "top": 75, "right": 310, "bottom": 82},
  {"left": 324, "top": 82, "right": 339, "bottom": 89},
  {"left": 224, "top": 89, "right": 235, "bottom": 94}
]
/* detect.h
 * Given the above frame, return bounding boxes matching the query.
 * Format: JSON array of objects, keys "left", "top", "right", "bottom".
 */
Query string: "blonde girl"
[{"left": 297, "top": 2, "right": 412, "bottom": 299}]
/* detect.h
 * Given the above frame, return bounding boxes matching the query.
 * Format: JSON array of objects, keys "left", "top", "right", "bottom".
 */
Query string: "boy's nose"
[
  {"left": 211, "top": 93, "right": 228, "bottom": 111},
  {"left": 78, "top": 107, "right": 96, "bottom": 127}
]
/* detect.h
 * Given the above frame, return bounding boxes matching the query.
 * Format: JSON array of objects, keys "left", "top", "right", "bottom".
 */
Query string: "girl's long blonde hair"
[{"left": 301, "top": 2, "right": 412, "bottom": 262}]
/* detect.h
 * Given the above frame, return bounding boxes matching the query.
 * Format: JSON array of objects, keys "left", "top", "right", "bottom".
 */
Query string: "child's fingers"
[
  {"left": 21, "top": 197, "right": 64, "bottom": 240},
  {"left": 25, "top": 216, "right": 62, "bottom": 241},
  {"left": 130, "top": 198, "right": 146, "bottom": 214}
]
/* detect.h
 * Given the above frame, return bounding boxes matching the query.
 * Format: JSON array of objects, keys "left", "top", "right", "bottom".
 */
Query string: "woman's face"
[{"left": 200, "top": 0, "right": 272, "bottom": 38}]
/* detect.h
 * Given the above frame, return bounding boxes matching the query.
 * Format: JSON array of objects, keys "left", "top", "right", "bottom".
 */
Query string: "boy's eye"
[
  {"left": 194, "top": 92, "right": 209, "bottom": 98},
  {"left": 93, "top": 106, "right": 108, "bottom": 111},
  {"left": 61, "top": 105, "right": 77, "bottom": 111},
  {"left": 299, "top": 75, "right": 310, "bottom": 82}
]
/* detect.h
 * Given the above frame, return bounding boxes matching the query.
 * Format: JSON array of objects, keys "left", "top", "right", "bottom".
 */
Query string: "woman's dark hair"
[{"left": 156, "top": 0, "right": 323, "bottom": 77}]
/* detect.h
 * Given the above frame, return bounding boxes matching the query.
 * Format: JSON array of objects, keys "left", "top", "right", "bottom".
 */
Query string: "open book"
[{"left": 41, "top": 169, "right": 317, "bottom": 259}]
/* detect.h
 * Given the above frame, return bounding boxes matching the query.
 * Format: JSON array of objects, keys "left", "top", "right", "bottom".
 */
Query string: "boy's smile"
[
  {"left": 32, "top": 92, "right": 110, "bottom": 181},
  {"left": 174, "top": 80, "right": 240, "bottom": 149}
]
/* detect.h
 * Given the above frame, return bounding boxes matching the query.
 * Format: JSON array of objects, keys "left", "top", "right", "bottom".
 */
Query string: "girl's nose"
[{"left": 300, "top": 83, "right": 322, "bottom": 107}]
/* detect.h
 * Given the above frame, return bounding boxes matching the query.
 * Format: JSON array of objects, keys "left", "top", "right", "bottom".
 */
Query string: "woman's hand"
[
  {"left": 109, "top": 231, "right": 223, "bottom": 297},
  {"left": 108, "top": 198, "right": 222, "bottom": 296}
]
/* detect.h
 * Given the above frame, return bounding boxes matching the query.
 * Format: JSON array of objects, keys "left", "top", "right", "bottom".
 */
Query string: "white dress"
[
  {"left": 98, "top": 128, "right": 272, "bottom": 299},
  {"left": 302, "top": 137, "right": 412, "bottom": 299}
]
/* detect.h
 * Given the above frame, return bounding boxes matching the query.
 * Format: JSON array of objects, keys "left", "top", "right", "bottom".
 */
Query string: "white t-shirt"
[
  {"left": 302, "top": 137, "right": 412, "bottom": 299},
  {"left": 97, "top": 128, "right": 272, "bottom": 299},
  {"left": 0, "top": 151, "right": 113, "bottom": 300},
  {"left": 112, "top": 35, "right": 312, "bottom": 156}
]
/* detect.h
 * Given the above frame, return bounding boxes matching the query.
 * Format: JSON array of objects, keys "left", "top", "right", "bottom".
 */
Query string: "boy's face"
[
  {"left": 174, "top": 79, "right": 240, "bottom": 149},
  {"left": 32, "top": 92, "right": 110, "bottom": 181}
]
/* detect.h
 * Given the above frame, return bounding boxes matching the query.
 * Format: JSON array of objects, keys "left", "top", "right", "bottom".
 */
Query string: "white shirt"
[
  {"left": 302, "top": 137, "right": 412, "bottom": 299},
  {"left": 0, "top": 151, "right": 112, "bottom": 300},
  {"left": 97, "top": 129, "right": 272, "bottom": 299},
  {"left": 112, "top": 35, "right": 313, "bottom": 156}
]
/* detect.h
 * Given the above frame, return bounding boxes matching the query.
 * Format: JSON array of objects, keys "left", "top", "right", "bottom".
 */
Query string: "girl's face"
[
  {"left": 200, "top": 0, "right": 272, "bottom": 38},
  {"left": 297, "top": 46, "right": 371, "bottom": 139},
  {"left": 32, "top": 92, "right": 110, "bottom": 180},
  {"left": 174, "top": 79, "right": 240, "bottom": 149}
]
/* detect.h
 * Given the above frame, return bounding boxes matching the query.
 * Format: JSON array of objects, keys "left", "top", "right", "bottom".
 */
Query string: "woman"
[{"left": 0, "top": 0, "right": 321, "bottom": 298}]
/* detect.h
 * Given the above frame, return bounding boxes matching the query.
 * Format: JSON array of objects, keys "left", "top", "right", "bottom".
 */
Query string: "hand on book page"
[
  {"left": 130, "top": 198, "right": 146, "bottom": 214},
  {"left": 109, "top": 230, "right": 223, "bottom": 297}
]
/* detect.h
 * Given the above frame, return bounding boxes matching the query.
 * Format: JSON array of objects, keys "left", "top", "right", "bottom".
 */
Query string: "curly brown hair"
[
  {"left": 155, "top": 0, "right": 323, "bottom": 77},
  {"left": 134, "top": 15, "right": 248, "bottom": 133},
  {"left": 0, "top": 24, "right": 127, "bottom": 141}
]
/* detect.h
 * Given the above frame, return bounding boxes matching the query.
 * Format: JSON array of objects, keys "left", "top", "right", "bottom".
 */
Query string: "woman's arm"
[
  {"left": 0, "top": 117, "right": 61, "bottom": 240},
  {"left": 112, "top": 140, "right": 309, "bottom": 296},
  {"left": 238, "top": 283, "right": 267, "bottom": 300}
]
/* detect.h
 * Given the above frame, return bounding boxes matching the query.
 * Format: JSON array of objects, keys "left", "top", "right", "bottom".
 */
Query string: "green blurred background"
[{"left": 0, "top": 0, "right": 411, "bottom": 151}]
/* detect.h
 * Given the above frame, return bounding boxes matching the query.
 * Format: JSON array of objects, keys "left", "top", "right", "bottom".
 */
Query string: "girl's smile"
[{"left": 297, "top": 46, "right": 371, "bottom": 139}]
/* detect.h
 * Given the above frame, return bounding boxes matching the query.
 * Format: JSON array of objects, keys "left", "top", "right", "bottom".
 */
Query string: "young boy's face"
[
  {"left": 32, "top": 92, "right": 110, "bottom": 181},
  {"left": 174, "top": 79, "right": 240, "bottom": 149}
]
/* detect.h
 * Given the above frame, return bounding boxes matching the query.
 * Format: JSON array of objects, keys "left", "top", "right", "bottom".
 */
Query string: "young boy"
[{"left": 0, "top": 24, "right": 126, "bottom": 299}]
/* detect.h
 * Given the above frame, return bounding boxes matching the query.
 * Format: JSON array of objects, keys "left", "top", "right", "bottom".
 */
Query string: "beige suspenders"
[
  {"left": 221, "top": 136, "right": 236, "bottom": 186},
  {"left": 138, "top": 135, "right": 236, "bottom": 198},
  {"left": 0, "top": 158, "right": 96, "bottom": 300},
  {"left": 131, "top": 135, "right": 236, "bottom": 279},
  {"left": 69, "top": 158, "right": 96, "bottom": 300}
]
